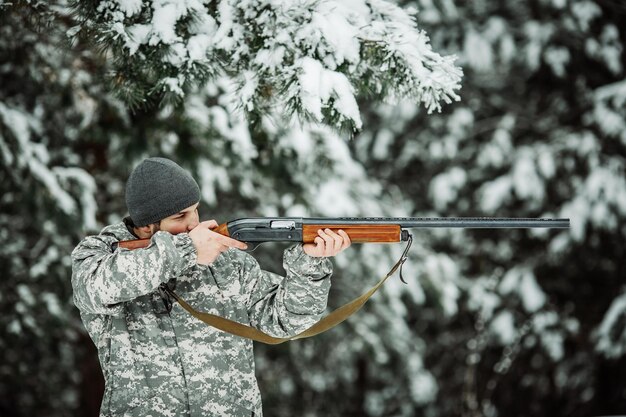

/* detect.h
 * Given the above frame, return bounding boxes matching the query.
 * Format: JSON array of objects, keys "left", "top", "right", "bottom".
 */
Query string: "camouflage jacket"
[{"left": 71, "top": 220, "right": 332, "bottom": 417}]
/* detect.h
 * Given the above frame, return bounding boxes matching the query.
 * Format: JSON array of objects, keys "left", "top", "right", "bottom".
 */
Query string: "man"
[{"left": 72, "top": 157, "right": 351, "bottom": 416}]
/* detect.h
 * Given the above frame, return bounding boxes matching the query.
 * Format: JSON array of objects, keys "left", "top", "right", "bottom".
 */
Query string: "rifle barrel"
[{"left": 303, "top": 217, "right": 569, "bottom": 229}]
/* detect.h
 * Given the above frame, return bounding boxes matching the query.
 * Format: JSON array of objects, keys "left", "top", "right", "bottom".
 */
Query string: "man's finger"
[
  {"left": 313, "top": 235, "right": 326, "bottom": 257},
  {"left": 323, "top": 229, "right": 339, "bottom": 256},
  {"left": 327, "top": 229, "right": 343, "bottom": 252},
  {"left": 209, "top": 229, "right": 248, "bottom": 250},
  {"left": 199, "top": 220, "right": 219, "bottom": 229},
  {"left": 338, "top": 230, "right": 351, "bottom": 251},
  {"left": 325, "top": 229, "right": 343, "bottom": 253},
  {"left": 319, "top": 229, "right": 334, "bottom": 255},
  {"left": 204, "top": 219, "right": 219, "bottom": 229}
]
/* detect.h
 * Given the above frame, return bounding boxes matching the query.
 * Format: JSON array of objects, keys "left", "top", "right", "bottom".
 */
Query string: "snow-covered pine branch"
[{"left": 71, "top": 0, "right": 462, "bottom": 130}]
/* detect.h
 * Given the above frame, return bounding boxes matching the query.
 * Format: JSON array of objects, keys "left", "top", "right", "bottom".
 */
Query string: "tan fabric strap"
[{"left": 165, "top": 235, "right": 413, "bottom": 345}]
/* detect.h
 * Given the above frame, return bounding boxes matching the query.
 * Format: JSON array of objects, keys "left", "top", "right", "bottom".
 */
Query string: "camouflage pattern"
[{"left": 71, "top": 220, "right": 332, "bottom": 416}]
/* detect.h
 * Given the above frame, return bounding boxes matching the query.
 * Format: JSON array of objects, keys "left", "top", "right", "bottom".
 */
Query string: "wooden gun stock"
[{"left": 117, "top": 223, "right": 401, "bottom": 250}]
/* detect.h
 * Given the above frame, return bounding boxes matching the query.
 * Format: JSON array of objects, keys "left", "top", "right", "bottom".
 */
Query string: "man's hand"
[
  {"left": 188, "top": 220, "right": 248, "bottom": 265},
  {"left": 303, "top": 229, "right": 351, "bottom": 258}
]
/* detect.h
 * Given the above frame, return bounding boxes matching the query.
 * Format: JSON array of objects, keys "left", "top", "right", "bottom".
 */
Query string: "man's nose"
[{"left": 187, "top": 218, "right": 199, "bottom": 231}]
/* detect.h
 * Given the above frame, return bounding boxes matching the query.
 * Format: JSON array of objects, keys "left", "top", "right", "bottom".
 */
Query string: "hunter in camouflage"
[{"left": 71, "top": 158, "right": 351, "bottom": 416}]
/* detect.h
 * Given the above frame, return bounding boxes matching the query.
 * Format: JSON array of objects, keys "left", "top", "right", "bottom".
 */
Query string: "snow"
[
  {"left": 17, "top": 284, "right": 36, "bottom": 306},
  {"left": 212, "top": 1, "right": 238, "bottom": 52},
  {"left": 429, "top": 167, "right": 467, "bottom": 210},
  {"left": 524, "top": 21, "right": 554, "bottom": 71},
  {"left": 95, "top": 0, "right": 462, "bottom": 126},
  {"left": 197, "top": 159, "right": 232, "bottom": 205},
  {"left": 464, "top": 29, "right": 494, "bottom": 72},
  {"left": 30, "top": 246, "right": 60, "bottom": 278},
  {"left": 537, "top": 151, "right": 556, "bottom": 179},
  {"left": 478, "top": 128, "right": 513, "bottom": 168},
  {"left": 310, "top": 2, "right": 360, "bottom": 68},
  {"left": 41, "top": 292, "right": 64, "bottom": 318},
  {"left": 160, "top": 132, "right": 179, "bottom": 154},
  {"left": 315, "top": 179, "right": 360, "bottom": 215},
  {"left": 161, "top": 77, "right": 184, "bottom": 95},
  {"left": 541, "top": 331, "right": 565, "bottom": 361},
  {"left": 513, "top": 153, "right": 545, "bottom": 203},
  {"left": 571, "top": 1, "right": 602, "bottom": 32},
  {"left": 491, "top": 311, "right": 517, "bottom": 345},
  {"left": 598, "top": 25, "right": 622, "bottom": 74},
  {"left": 409, "top": 368, "right": 438, "bottom": 404},
  {"left": 559, "top": 159, "right": 626, "bottom": 241},
  {"left": 253, "top": 46, "right": 286, "bottom": 71},
  {"left": 423, "top": 254, "right": 460, "bottom": 316},
  {"left": 519, "top": 273, "right": 547, "bottom": 313},
  {"left": 150, "top": 3, "right": 182, "bottom": 45},
  {"left": 594, "top": 80, "right": 626, "bottom": 142},
  {"left": 281, "top": 125, "right": 315, "bottom": 160},
  {"left": 188, "top": 33, "right": 214, "bottom": 61},
  {"left": 499, "top": 33, "right": 516, "bottom": 64},
  {"left": 479, "top": 176, "right": 512, "bottom": 212},
  {"left": 0, "top": 103, "right": 78, "bottom": 215},
  {"left": 0, "top": 131, "right": 14, "bottom": 166},
  {"left": 371, "top": 128, "right": 394, "bottom": 160},
  {"left": 184, "top": 94, "right": 211, "bottom": 128},
  {"left": 208, "top": 105, "right": 258, "bottom": 162},
  {"left": 499, "top": 267, "right": 546, "bottom": 313},
  {"left": 165, "top": 42, "right": 187, "bottom": 67},
  {"left": 447, "top": 107, "right": 474, "bottom": 136},
  {"left": 54, "top": 167, "right": 98, "bottom": 230},
  {"left": 115, "top": 0, "right": 143, "bottom": 17},
  {"left": 125, "top": 24, "right": 151, "bottom": 55},
  {"left": 544, "top": 46, "right": 570, "bottom": 77},
  {"left": 297, "top": 57, "right": 363, "bottom": 128},
  {"left": 595, "top": 290, "right": 626, "bottom": 359},
  {"left": 7, "top": 320, "right": 22, "bottom": 335},
  {"left": 532, "top": 312, "right": 567, "bottom": 361},
  {"left": 237, "top": 70, "right": 258, "bottom": 112},
  {"left": 468, "top": 279, "right": 501, "bottom": 320},
  {"left": 593, "top": 103, "right": 625, "bottom": 139}
]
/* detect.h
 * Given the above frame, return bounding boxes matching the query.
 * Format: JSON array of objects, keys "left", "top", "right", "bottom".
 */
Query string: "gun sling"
[{"left": 164, "top": 234, "right": 413, "bottom": 344}]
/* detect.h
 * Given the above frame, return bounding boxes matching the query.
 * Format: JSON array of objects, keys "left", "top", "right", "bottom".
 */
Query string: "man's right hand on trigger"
[{"left": 188, "top": 220, "right": 248, "bottom": 265}]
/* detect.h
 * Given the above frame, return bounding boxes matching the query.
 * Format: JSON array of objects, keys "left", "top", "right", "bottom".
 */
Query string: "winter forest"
[{"left": 1, "top": 0, "right": 625, "bottom": 416}]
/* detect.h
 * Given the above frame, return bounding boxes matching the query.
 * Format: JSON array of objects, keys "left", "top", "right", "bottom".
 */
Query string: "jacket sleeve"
[
  {"left": 241, "top": 244, "right": 333, "bottom": 338},
  {"left": 71, "top": 231, "right": 197, "bottom": 315}
]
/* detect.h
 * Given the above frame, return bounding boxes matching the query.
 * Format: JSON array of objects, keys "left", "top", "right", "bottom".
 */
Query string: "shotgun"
[
  {"left": 115, "top": 216, "right": 570, "bottom": 343},
  {"left": 117, "top": 217, "right": 570, "bottom": 251}
]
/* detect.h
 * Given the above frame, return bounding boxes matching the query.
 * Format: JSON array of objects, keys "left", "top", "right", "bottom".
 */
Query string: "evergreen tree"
[
  {"left": 2, "top": 0, "right": 624, "bottom": 417},
  {"left": 353, "top": 1, "right": 626, "bottom": 416},
  {"left": 1, "top": 1, "right": 459, "bottom": 415},
  {"left": 69, "top": 0, "right": 462, "bottom": 130},
  {"left": 1, "top": 2, "right": 104, "bottom": 414}
]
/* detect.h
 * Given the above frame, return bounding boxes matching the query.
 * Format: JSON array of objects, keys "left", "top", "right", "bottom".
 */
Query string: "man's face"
[{"left": 156, "top": 202, "right": 200, "bottom": 235}]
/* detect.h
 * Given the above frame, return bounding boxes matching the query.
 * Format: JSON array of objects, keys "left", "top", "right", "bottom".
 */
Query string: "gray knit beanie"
[{"left": 125, "top": 157, "right": 200, "bottom": 227}]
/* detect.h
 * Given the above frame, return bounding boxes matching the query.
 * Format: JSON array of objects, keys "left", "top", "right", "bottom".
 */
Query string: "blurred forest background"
[{"left": 1, "top": 0, "right": 625, "bottom": 416}]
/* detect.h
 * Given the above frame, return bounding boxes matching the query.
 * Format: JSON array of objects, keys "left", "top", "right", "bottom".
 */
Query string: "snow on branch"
[
  {"left": 72, "top": 0, "right": 462, "bottom": 130},
  {"left": 0, "top": 102, "right": 97, "bottom": 230},
  {"left": 595, "top": 289, "right": 626, "bottom": 359}
]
